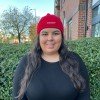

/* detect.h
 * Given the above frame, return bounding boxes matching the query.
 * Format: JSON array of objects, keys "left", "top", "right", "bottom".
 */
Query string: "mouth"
[{"left": 46, "top": 44, "right": 54, "bottom": 49}]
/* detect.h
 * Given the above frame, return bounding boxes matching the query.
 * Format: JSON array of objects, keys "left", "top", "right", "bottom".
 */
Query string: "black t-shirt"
[{"left": 13, "top": 52, "right": 90, "bottom": 100}]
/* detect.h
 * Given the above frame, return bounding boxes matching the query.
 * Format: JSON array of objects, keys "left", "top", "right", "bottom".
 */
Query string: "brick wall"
[
  {"left": 78, "top": 0, "right": 87, "bottom": 38},
  {"left": 60, "top": 0, "right": 79, "bottom": 21},
  {"left": 78, "top": 0, "right": 92, "bottom": 38},
  {"left": 60, "top": 0, "right": 79, "bottom": 40},
  {"left": 86, "top": 0, "right": 92, "bottom": 37},
  {"left": 54, "top": 0, "right": 92, "bottom": 40},
  {"left": 72, "top": 12, "right": 79, "bottom": 40}
]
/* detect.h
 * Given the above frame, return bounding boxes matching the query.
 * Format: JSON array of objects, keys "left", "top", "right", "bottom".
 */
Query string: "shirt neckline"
[{"left": 41, "top": 57, "right": 59, "bottom": 64}]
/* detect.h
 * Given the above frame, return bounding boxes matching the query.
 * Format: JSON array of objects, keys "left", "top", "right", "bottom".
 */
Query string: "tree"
[
  {"left": 29, "top": 23, "right": 37, "bottom": 42},
  {"left": 1, "top": 6, "right": 34, "bottom": 43}
]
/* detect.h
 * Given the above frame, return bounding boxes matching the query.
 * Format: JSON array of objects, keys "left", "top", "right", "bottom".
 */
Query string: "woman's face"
[{"left": 39, "top": 28, "right": 62, "bottom": 55}]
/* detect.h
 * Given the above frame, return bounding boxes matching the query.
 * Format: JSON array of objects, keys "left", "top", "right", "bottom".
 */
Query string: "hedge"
[
  {"left": 66, "top": 37, "right": 100, "bottom": 100},
  {"left": 0, "top": 37, "right": 100, "bottom": 100},
  {"left": 0, "top": 43, "right": 31, "bottom": 100}
]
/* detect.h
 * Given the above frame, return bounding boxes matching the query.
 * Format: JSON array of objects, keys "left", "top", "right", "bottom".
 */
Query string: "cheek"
[
  {"left": 39, "top": 38, "right": 46, "bottom": 48},
  {"left": 55, "top": 37, "right": 62, "bottom": 45},
  {"left": 39, "top": 36, "right": 46, "bottom": 42},
  {"left": 39, "top": 36, "right": 62, "bottom": 49}
]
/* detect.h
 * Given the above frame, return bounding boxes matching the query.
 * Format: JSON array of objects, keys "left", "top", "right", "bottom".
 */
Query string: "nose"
[{"left": 47, "top": 34, "right": 53, "bottom": 41}]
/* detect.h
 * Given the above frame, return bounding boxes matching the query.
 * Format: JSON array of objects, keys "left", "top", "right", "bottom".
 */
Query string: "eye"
[
  {"left": 41, "top": 32, "right": 48, "bottom": 36},
  {"left": 42, "top": 33, "right": 48, "bottom": 36},
  {"left": 53, "top": 32, "right": 60, "bottom": 35}
]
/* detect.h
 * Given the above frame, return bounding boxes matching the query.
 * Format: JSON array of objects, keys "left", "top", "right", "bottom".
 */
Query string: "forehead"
[{"left": 40, "top": 28, "right": 61, "bottom": 33}]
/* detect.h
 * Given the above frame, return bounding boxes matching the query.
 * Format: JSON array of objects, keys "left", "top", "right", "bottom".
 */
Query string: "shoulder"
[
  {"left": 68, "top": 51, "right": 87, "bottom": 70},
  {"left": 69, "top": 51, "right": 89, "bottom": 76},
  {"left": 13, "top": 54, "right": 29, "bottom": 78},
  {"left": 17, "top": 54, "right": 28, "bottom": 69},
  {"left": 13, "top": 54, "right": 29, "bottom": 97},
  {"left": 68, "top": 51, "right": 83, "bottom": 62},
  {"left": 69, "top": 51, "right": 85, "bottom": 64}
]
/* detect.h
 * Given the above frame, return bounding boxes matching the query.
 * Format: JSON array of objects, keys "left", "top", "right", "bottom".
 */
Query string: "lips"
[{"left": 46, "top": 44, "right": 54, "bottom": 49}]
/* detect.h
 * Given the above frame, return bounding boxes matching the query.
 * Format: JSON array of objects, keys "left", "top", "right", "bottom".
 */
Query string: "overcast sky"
[
  {"left": 0, "top": 0, "right": 99, "bottom": 17},
  {"left": 0, "top": 0, "right": 54, "bottom": 17},
  {"left": 92, "top": 0, "right": 99, "bottom": 5}
]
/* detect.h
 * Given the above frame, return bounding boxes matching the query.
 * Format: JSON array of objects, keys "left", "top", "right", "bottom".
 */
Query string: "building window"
[
  {"left": 92, "top": 0, "right": 100, "bottom": 5},
  {"left": 68, "top": 19, "right": 72, "bottom": 39},
  {"left": 93, "top": 4, "right": 100, "bottom": 18},
  {"left": 92, "top": 22, "right": 100, "bottom": 37},
  {"left": 98, "top": 5, "right": 100, "bottom": 14}
]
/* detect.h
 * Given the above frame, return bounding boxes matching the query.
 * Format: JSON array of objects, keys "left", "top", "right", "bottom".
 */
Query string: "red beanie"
[{"left": 37, "top": 13, "right": 64, "bottom": 34}]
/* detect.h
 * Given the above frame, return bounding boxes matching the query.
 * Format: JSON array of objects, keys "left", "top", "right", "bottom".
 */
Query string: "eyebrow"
[
  {"left": 41, "top": 31, "right": 48, "bottom": 33},
  {"left": 41, "top": 30, "right": 61, "bottom": 34},
  {"left": 53, "top": 30, "right": 61, "bottom": 33}
]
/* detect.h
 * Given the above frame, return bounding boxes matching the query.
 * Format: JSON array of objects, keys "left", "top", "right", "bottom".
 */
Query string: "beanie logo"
[{"left": 47, "top": 22, "right": 56, "bottom": 24}]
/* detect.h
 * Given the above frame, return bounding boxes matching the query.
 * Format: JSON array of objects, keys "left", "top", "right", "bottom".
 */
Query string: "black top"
[{"left": 13, "top": 52, "right": 90, "bottom": 100}]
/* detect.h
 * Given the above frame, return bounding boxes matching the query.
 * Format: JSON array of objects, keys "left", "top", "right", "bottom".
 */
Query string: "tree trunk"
[{"left": 18, "top": 32, "right": 21, "bottom": 43}]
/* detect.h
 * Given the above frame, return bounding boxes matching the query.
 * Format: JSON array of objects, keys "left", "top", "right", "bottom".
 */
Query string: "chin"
[{"left": 45, "top": 49, "right": 58, "bottom": 54}]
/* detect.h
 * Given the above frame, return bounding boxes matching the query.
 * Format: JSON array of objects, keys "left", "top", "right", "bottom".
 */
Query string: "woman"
[{"left": 13, "top": 13, "right": 90, "bottom": 100}]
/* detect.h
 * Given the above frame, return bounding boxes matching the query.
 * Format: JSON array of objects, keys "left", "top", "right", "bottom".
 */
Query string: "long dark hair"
[{"left": 16, "top": 35, "right": 86, "bottom": 99}]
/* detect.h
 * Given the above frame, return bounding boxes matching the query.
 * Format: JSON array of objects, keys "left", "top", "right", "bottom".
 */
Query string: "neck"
[{"left": 42, "top": 52, "right": 60, "bottom": 62}]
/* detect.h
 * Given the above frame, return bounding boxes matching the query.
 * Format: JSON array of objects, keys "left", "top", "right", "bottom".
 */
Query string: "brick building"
[{"left": 54, "top": 0, "right": 92, "bottom": 40}]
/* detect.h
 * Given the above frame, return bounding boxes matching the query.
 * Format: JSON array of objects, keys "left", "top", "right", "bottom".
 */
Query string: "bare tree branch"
[{"left": 1, "top": 6, "right": 34, "bottom": 43}]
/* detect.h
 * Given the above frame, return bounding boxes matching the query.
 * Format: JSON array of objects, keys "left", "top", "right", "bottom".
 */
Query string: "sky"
[
  {"left": 0, "top": 0, "right": 99, "bottom": 17},
  {"left": 92, "top": 0, "right": 99, "bottom": 5},
  {"left": 0, "top": 0, "right": 54, "bottom": 17}
]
